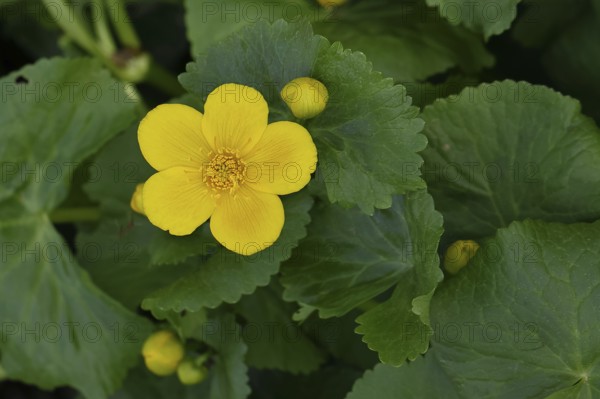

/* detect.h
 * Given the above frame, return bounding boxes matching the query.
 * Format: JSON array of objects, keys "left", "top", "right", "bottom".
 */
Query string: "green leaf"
[
  {"left": 346, "top": 356, "right": 459, "bottom": 399},
  {"left": 233, "top": 284, "right": 326, "bottom": 374},
  {"left": 300, "top": 310, "right": 379, "bottom": 370},
  {"left": 421, "top": 80, "right": 600, "bottom": 242},
  {"left": 511, "top": 0, "right": 588, "bottom": 48},
  {"left": 355, "top": 191, "right": 444, "bottom": 365},
  {"left": 314, "top": 0, "right": 494, "bottom": 82},
  {"left": 430, "top": 220, "right": 600, "bottom": 397},
  {"left": 0, "top": 57, "right": 149, "bottom": 399},
  {"left": 141, "top": 192, "right": 313, "bottom": 313},
  {"left": 281, "top": 190, "right": 443, "bottom": 326},
  {"left": 425, "top": 0, "right": 521, "bottom": 39},
  {"left": 0, "top": 57, "right": 137, "bottom": 208},
  {"left": 281, "top": 188, "right": 444, "bottom": 367},
  {"left": 184, "top": 0, "right": 317, "bottom": 57},
  {"left": 77, "top": 215, "right": 207, "bottom": 309},
  {"left": 0, "top": 218, "right": 152, "bottom": 399},
  {"left": 309, "top": 42, "right": 427, "bottom": 213},
  {"left": 109, "top": 366, "right": 209, "bottom": 399},
  {"left": 197, "top": 312, "right": 251, "bottom": 399},
  {"left": 542, "top": 11, "right": 600, "bottom": 121},
  {"left": 179, "top": 19, "right": 427, "bottom": 214}
]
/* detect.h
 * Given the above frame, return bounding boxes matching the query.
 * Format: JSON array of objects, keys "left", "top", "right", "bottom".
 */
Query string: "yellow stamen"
[{"left": 204, "top": 149, "right": 246, "bottom": 192}]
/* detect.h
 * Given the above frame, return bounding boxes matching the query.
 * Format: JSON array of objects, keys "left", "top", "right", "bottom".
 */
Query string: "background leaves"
[
  {"left": 0, "top": 57, "right": 149, "bottom": 399},
  {"left": 281, "top": 190, "right": 444, "bottom": 365},
  {"left": 421, "top": 80, "right": 600, "bottom": 243},
  {"left": 2, "top": 1, "right": 600, "bottom": 398}
]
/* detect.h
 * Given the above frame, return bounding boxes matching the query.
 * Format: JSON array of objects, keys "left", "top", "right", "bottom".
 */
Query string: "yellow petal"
[
  {"left": 210, "top": 186, "right": 284, "bottom": 256},
  {"left": 138, "top": 104, "right": 211, "bottom": 171},
  {"left": 202, "top": 83, "right": 268, "bottom": 154},
  {"left": 244, "top": 121, "right": 318, "bottom": 195},
  {"left": 143, "top": 167, "right": 216, "bottom": 235}
]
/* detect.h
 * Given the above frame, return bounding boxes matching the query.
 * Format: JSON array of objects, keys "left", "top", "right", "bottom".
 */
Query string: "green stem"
[
  {"left": 145, "top": 60, "right": 185, "bottom": 97},
  {"left": 41, "top": 0, "right": 101, "bottom": 57},
  {"left": 50, "top": 207, "right": 101, "bottom": 224},
  {"left": 356, "top": 299, "right": 379, "bottom": 313},
  {"left": 193, "top": 352, "right": 211, "bottom": 367},
  {"left": 93, "top": 0, "right": 117, "bottom": 56},
  {"left": 104, "top": 0, "right": 141, "bottom": 49}
]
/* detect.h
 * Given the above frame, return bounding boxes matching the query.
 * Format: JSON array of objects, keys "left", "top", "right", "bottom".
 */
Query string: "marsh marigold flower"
[{"left": 138, "top": 83, "right": 318, "bottom": 255}]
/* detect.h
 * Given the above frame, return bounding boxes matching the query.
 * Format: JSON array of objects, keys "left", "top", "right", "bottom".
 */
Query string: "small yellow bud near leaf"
[
  {"left": 281, "top": 77, "right": 329, "bottom": 119},
  {"left": 177, "top": 359, "right": 209, "bottom": 385},
  {"left": 130, "top": 183, "right": 145, "bottom": 215},
  {"left": 317, "top": 0, "right": 348, "bottom": 8},
  {"left": 444, "top": 240, "right": 480, "bottom": 275},
  {"left": 142, "top": 330, "right": 185, "bottom": 376}
]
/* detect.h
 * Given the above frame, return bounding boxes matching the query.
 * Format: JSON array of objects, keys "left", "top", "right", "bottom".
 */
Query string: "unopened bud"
[
  {"left": 281, "top": 77, "right": 329, "bottom": 119},
  {"left": 177, "top": 359, "right": 209, "bottom": 385},
  {"left": 130, "top": 183, "right": 145, "bottom": 215},
  {"left": 444, "top": 240, "right": 480, "bottom": 275},
  {"left": 141, "top": 330, "right": 185, "bottom": 376}
]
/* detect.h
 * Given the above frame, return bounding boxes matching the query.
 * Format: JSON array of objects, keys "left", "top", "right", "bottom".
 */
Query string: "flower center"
[{"left": 204, "top": 150, "right": 246, "bottom": 192}]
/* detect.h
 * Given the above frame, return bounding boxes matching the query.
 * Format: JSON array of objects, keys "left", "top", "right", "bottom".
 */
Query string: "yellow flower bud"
[
  {"left": 281, "top": 77, "right": 329, "bottom": 119},
  {"left": 317, "top": 0, "right": 348, "bottom": 8},
  {"left": 177, "top": 359, "right": 209, "bottom": 385},
  {"left": 444, "top": 240, "right": 480, "bottom": 275},
  {"left": 130, "top": 183, "right": 145, "bottom": 215},
  {"left": 141, "top": 330, "right": 185, "bottom": 376}
]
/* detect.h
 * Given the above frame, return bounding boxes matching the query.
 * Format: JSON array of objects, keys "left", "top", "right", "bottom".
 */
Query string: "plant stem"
[
  {"left": 104, "top": 0, "right": 141, "bottom": 49},
  {"left": 41, "top": 0, "right": 101, "bottom": 57},
  {"left": 50, "top": 207, "right": 101, "bottom": 224},
  {"left": 145, "top": 60, "right": 185, "bottom": 97},
  {"left": 93, "top": 0, "right": 117, "bottom": 56}
]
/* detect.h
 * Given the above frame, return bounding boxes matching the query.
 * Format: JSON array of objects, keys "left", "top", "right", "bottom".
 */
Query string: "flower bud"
[
  {"left": 130, "top": 183, "right": 145, "bottom": 215},
  {"left": 281, "top": 77, "right": 329, "bottom": 119},
  {"left": 444, "top": 240, "right": 480, "bottom": 275},
  {"left": 177, "top": 359, "right": 209, "bottom": 385},
  {"left": 141, "top": 330, "right": 185, "bottom": 376},
  {"left": 317, "top": 0, "right": 348, "bottom": 8}
]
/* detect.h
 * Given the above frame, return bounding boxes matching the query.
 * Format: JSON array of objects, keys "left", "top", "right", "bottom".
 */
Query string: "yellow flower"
[
  {"left": 138, "top": 83, "right": 318, "bottom": 255},
  {"left": 281, "top": 77, "right": 329, "bottom": 119},
  {"left": 141, "top": 330, "right": 185, "bottom": 376},
  {"left": 130, "top": 183, "right": 145, "bottom": 215},
  {"left": 443, "top": 240, "right": 480, "bottom": 275}
]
